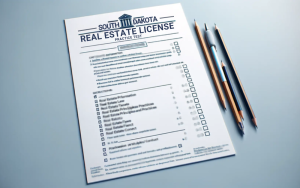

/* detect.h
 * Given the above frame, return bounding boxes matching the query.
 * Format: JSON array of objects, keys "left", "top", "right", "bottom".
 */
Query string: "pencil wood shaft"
[
  {"left": 222, "top": 81, "right": 242, "bottom": 125},
  {"left": 221, "top": 62, "right": 244, "bottom": 119},
  {"left": 215, "top": 26, "right": 257, "bottom": 126},
  {"left": 194, "top": 21, "right": 226, "bottom": 109}
]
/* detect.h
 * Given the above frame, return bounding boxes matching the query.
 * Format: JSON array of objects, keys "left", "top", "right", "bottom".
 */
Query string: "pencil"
[
  {"left": 222, "top": 75, "right": 244, "bottom": 134},
  {"left": 204, "top": 23, "right": 244, "bottom": 134},
  {"left": 215, "top": 24, "right": 257, "bottom": 127},
  {"left": 194, "top": 20, "right": 226, "bottom": 109},
  {"left": 221, "top": 61, "right": 244, "bottom": 119}
]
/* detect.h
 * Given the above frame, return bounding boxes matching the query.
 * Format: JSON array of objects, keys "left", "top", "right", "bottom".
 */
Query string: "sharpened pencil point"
[
  {"left": 194, "top": 19, "right": 198, "bottom": 27},
  {"left": 214, "top": 24, "right": 218, "bottom": 30},
  {"left": 221, "top": 100, "right": 226, "bottom": 109},
  {"left": 252, "top": 118, "right": 257, "bottom": 127},
  {"left": 238, "top": 122, "right": 244, "bottom": 134},
  {"left": 239, "top": 111, "right": 244, "bottom": 120},
  {"left": 220, "top": 99, "right": 226, "bottom": 109},
  {"left": 221, "top": 60, "right": 225, "bottom": 67}
]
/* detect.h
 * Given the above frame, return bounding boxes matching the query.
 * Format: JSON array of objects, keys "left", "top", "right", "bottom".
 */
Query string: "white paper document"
[{"left": 65, "top": 3, "right": 235, "bottom": 183}]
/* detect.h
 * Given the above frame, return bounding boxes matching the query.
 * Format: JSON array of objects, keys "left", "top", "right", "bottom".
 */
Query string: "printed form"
[{"left": 65, "top": 4, "right": 235, "bottom": 183}]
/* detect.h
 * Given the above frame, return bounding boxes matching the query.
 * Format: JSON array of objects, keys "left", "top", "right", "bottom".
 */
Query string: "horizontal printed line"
[
  {"left": 80, "top": 47, "right": 117, "bottom": 54},
  {"left": 148, "top": 37, "right": 182, "bottom": 43},
  {"left": 160, "top": 16, "right": 174, "bottom": 19},
  {"left": 135, "top": 20, "right": 175, "bottom": 27},
  {"left": 98, "top": 84, "right": 171, "bottom": 98},
  {"left": 118, "top": 129, "right": 185, "bottom": 143},
  {"left": 90, "top": 49, "right": 170, "bottom": 62},
  {"left": 108, "top": 20, "right": 118, "bottom": 23},
  {"left": 78, "top": 28, "right": 97, "bottom": 32}
]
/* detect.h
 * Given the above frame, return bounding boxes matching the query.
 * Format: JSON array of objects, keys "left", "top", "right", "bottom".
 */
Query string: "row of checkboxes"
[{"left": 94, "top": 95, "right": 108, "bottom": 162}]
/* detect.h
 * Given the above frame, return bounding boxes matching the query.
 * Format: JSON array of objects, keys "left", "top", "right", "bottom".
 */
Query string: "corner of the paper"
[{"left": 176, "top": 2, "right": 183, "bottom": 7}]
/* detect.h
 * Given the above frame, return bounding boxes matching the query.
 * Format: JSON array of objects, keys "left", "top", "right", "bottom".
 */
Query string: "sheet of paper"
[{"left": 65, "top": 3, "right": 235, "bottom": 183}]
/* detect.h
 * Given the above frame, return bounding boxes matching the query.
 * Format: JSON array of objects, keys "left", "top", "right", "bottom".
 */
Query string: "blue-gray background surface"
[{"left": 0, "top": 0, "right": 299, "bottom": 187}]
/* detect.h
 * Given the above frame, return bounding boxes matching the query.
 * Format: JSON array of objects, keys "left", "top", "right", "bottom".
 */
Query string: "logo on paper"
[{"left": 118, "top": 14, "right": 134, "bottom": 28}]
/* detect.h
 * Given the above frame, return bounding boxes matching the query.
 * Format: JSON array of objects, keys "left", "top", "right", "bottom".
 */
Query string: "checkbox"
[
  {"left": 187, "top": 78, "right": 192, "bottom": 82},
  {"left": 197, "top": 109, "right": 203, "bottom": 114},
  {"left": 194, "top": 98, "right": 199, "bottom": 103},
  {"left": 201, "top": 120, "right": 207, "bottom": 125},
  {"left": 203, "top": 126, "right": 209, "bottom": 131},
  {"left": 199, "top": 114, "right": 205, "bottom": 119},
  {"left": 189, "top": 82, "right": 194, "bottom": 87},
  {"left": 195, "top": 104, "right": 201, "bottom": 108},
  {"left": 102, "top": 142, "right": 105, "bottom": 146},
  {"left": 190, "top": 87, "right": 196, "bottom": 92},
  {"left": 182, "top": 64, "right": 187, "bottom": 68},
  {"left": 192, "top": 93, "right": 197, "bottom": 97},
  {"left": 101, "top": 137, "right": 105, "bottom": 141},
  {"left": 205, "top": 131, "right": 210, "bottom": 136}
]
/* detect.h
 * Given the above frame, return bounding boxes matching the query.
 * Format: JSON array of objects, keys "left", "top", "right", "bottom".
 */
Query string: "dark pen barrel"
[{"left": 222, "top": 64, "right": 242, "bottom": 113}]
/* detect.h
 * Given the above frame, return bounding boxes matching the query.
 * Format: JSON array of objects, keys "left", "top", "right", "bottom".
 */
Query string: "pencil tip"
[
  {"left": 252, "top": 118, "right": 257, "bottom": 127},
  {"left": 239, "top": 122, "right": 244, "bottom": 134},
  {"left": 215, "top": 24, "right": 218, "bottom": 30},
  {"left": 194, "top": 19, "right": 195, "bottom": 22},
  {"left": 239, "top": 111, "right": 244, "bottom": 119},
  {"left": 221, "top": 100, "right": 226, "bottom": 109}
]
